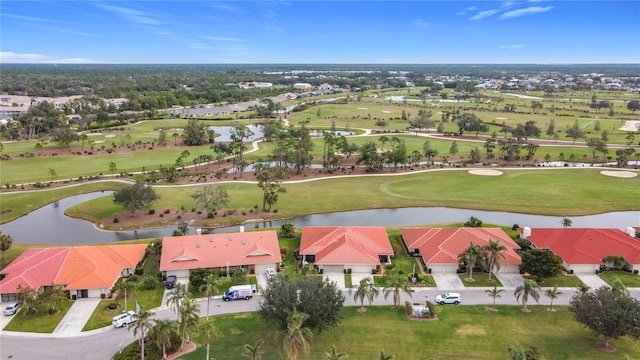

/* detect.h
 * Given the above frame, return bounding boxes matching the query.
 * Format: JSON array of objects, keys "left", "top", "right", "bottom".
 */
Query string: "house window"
[
  {"left": 379, "top": 255, "right": 388, "bottom": 263},
  {"left": 304, "top": 255, "right": 316, "bottom": 263}
]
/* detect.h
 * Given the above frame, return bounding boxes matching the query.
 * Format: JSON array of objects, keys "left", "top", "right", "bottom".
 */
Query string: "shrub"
[
  {"left": 164, "top": 209, "right": 171, "bottom": 214},
  {"left": 207, "top": 212, "right": 214, "bottom": 218},
  {"left": 134, "top": 267, "right": 144, "bottom": 276},
  {"left": 113, "top": 218, "right": 119, "bottom": 223},
  {"left": 100, "top": 293, "right": 106, "bottom": 299},
  {"left": 127, "top": 275, "right": 139, "bottom": 283},
  {"left": 159, "top": 213, "right": 164, "bottom": 217},
  {"left": 148, "top": 209, "right": 156, "bottom": 215},
  {"left": 107, "top": 302, "right": 120, "bottom": 310}
]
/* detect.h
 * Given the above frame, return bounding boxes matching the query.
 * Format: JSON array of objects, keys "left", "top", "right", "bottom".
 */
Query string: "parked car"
[
  {"left": 223, "top": 284, "right": 257, "bottom": 301},
  {"left": 3, "top": 302, "right": 20, "bottom": 316},
  {"left": 265, "top": 267, "right": 277, "bottom": 279},
  {"left": 112, "top": 311, "right": 138, "bottom": 328},
  {"left": 165, "top": 275, "right": 177, "bottom": 289},
  {"left": 435, "top": 292, "right": 462, "bottom": 305}
]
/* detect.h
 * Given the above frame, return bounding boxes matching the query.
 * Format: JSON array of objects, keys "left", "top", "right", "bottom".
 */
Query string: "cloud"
[
  {"left": 500, "top": 6, "right": 553, "bottom": 19},
  {"left": 412, "top": 19, "right": 430, "bottom": 27},
  {"left": 456, "top": 6, "right": 477, "bottom": 16},
  {"left": 0, "top": 51, "right": 96, "bottom": 64},
  {"left": 470, "top": 9, "right": 500, "bottom": 20},
  {"left": 209, "top": 2, "right": 245, "bottom": 15},
  {"left": 499, "top": 44, "right": 526, "bottom": 49},
  {"left": 95, "top": 4, "right": 160, "bottom": 25}
]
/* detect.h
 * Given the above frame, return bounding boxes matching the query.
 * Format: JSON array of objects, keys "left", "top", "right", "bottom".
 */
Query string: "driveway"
[
  {"left": 575, "top": 273, "right": 610, "bottom": 290},
  {"left": 351, "top": 272, "right": 373, "bottom": 289},
  {"left": 324, "top": 271, "right": 345, "bottom": 289},
  {"left": 431, "top": 273, "right": 465, "bottom": 290},
  {"left": 494, "top": 273, "right": 525, "bottom": 289},
  {"left": 52, "top": 298, "right": 102, "bottom": 336},
  {"left": 0, "top": 308, "right": 17, "bottom": 330}
]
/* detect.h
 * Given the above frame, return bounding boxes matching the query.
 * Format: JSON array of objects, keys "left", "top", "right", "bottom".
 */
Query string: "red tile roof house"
[
  {"left": 521, "top": 227, "right": 640, "bottom": 274},
  {"left": 0, "top": 244, "right": 147, "bottom": 303},
  {"left": 159, "top": 230, "right": 282, "bottom": 290},
  {"left": 400, "top": 228, "right": 522, "bottom": 274},
  {"left": 298, "top": 227, "right": 394, "bottom": 274}
]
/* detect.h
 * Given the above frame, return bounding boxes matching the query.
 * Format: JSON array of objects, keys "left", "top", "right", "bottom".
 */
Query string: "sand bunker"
[
  {"left": 620, "top": 121, "right": 640, "bottom": 132},
  {"left": 468, "top": 169, "right": 503, "bottom": 176},
  {"left": 104, "top": 134, "right": 116, "bottom": 138},
  {"left": 93, "top": 140, "right": 105, "bottom": 144},
  {"left": 357, "top": 107, "right": 368, "bottom": 110},
  {"left": 381, "top": 110, "right": 391, "bottom": 113},
  {"left": 495, "top": 117, "right": 507, "bottom": 120},
  {"left": 600, "top": 170, "right": 638, "bottom": 178},
  {"left": 86, "top": 133, "right": 103, "bottom": 136}
]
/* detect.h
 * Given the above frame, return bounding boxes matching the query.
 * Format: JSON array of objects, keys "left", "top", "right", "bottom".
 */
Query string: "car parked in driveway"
[
  {"left": 165, "top": 275, "right": 177, "bottom": 289},
  {"left": 3, "top": 301, "right": 20, "bottom": 316},
  {"left": 435, "top": 292, "right": 462, "bottom": 305},
  {"left": 265, "top": 267, "right": 277, "bottom": 279}
]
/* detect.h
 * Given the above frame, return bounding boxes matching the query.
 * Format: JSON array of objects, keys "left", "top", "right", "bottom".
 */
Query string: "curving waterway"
[{"left": 1, "top": 191, "right": 638, "bottom": 245}]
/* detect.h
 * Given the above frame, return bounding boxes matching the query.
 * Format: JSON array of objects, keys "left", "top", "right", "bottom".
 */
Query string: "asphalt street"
[{"left": 2, "top": 288, "right": 639, "bottom": 360}]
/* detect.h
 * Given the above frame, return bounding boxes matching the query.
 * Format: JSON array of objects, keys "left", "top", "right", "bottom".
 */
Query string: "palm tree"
[
  {"left": 379, "top": 349, "right": 395, "bottom": 360},
  {"left": 383, "top": 273, "right": 412, "bottom": 309},
  {"left": 457, "top": 242, "right": 486, "bottom": 281},
  {"left": 610, "top": 278, "right": 630, "bottom": 298},
  {"left": 325, "top": 345, "right": 348, "bottom": 359},
  {"left": 276, "top": 310, "right": 313, "bottom": 360},
  {"left": 242, "top": 339, "right": 264, "bottom": 360},
  {"left": 483, "top": 239, "right": 507, "bottom": 281},
  {"left": 0, "top": 232, "right": 13, "bottom": 263},
  {"left": 199, "top": 320, "right": 216, "bottom": 360},
  {"left": 149, "top": 319, "right": 176, "bottom": 360},
  {"left": 117, "top": 280, "right": 135, "bottom": 312},
  {"left": 514, "top": 279, "right": 541, "bottom": 312},
  {"left": 200, "top": 273, "right": 221, "bottom": 320},
  {"left": 349, "top": 277, "right": 379, "bottom": 312},
  {"left": 485, "top": 286, "right": 504, "bottom": 311},
  {"left": 179, "top": 294, "right": 200, "bottom": 351},
  {"left": 561, "top": 217, "right": 572, "bottom": 228},
  {"left": 166, "top": 283, "right": 186, "bottom": 322},
  {"left": 132, "top": 309, "right": 154, "bottom": 360},
  {"left": 545, "top": 286, "right": 562, "bottom": 311}
]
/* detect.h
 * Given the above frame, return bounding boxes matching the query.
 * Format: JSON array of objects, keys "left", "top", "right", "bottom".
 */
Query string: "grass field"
[
  {"left": 599, "top": 270, "right": 640, "bottom": 287},
  {"left": 3, "top": 299, "right": 73, "bottom": 333},
  {"left": 179, "top": 306, "right": 640, "bottom": 360}
]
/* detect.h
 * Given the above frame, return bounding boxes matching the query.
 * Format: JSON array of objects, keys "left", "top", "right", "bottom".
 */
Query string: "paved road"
[{"left": 3, "top": 288, "right": 639, "bottom": 360}]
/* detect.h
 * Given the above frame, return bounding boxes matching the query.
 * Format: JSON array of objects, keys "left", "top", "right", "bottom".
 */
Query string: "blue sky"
[{"left": 1, "top": 1, "right": 639, "bottom": 64}]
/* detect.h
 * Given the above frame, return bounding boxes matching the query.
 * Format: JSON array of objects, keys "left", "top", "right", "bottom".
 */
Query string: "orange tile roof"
[
  {"left": 0, "top": 244, "right": 146, "bottom": 294},
  {"left": 299, "top": 227, "right": 393, "bottom": 265},
  {"left": 400, "top": 228, "right": 521, "bottom": 265},
  {"left": 56, "top": 244, "right": 147, "bottom": 290},
  {"left": 159, "top": 230, "right": 282, "bottom": 272},
  {"left": 526, "top": 228, "right": 640, "bottom": 265},
  {"left": 0, "top": 248, "right": 69, "bottom": 294}
]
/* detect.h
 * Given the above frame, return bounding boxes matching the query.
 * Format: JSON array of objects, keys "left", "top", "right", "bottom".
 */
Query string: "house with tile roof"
[
  {"left": 0, "top": 244, "right": 147, "bottom": 302},
  {"left": 159, "top": 230, "right": 282, "bottom": 289},
  {"left": 400, "top": 228, "right": 522, "bottom": 274},
  {"left": 299, "top": 227, "right": 394, "bottom": 274},
  {"left": 521, "top": 227, "right": 640, "bottom": 274}
]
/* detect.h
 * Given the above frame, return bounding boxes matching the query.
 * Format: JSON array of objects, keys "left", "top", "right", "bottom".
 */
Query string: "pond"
[{"left": 1, "top": 192, "right": 638, "bottom": 245}]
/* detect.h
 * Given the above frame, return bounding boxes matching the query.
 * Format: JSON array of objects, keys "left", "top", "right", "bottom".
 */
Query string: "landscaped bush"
[
  {"left": 113, "top": 218, "right": 119, "bottom": 223},
  {"left": 107, "top": 302, "right": 120, "bottom": 310},
  {"left": 148, "top": 209, "right": 155, "bottom": 215},
  {"left": 134, "top": 267, "right": 144, "bottom": 276},
  {"left": 189, "top": 268, "right": 214, "bottom": 289}
]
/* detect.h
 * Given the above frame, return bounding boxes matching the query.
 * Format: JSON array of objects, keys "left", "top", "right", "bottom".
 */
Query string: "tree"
[
  {"left": 0, "top": 232, "right": 13, "bottom": 263},
  {"left": 254, "top": 161, "right": 286, "bottom": 212},
  {"left": 242, "top": 339, "right": 264, "bottom": 360},
  {"left": 350, "top": 277, "right": 378, "bottom": 312},
  {"left": 325, "top": 345, "right": 348, "bottom": 360},
  {"left": 519, "top": 249, "right": 564, "bottom": 280},
  {"left": 258, "top": 275, "right": 344, "bottom": 332},
  {"left": 545, "top": 286, "right": 562, "bottom": 311},
  {"left": 16, "top": 284, "right": 38, "bottom": 315},
  {"left": 449, "top": 141, "right": 458, "bottom": 156},
  {"left": 182, "top": 118, "right": 207, "bottom": 146},
  {"left": 484, "top": 239, "right": 507, "bottom": 281},
  {"left": 51, "top": 127, "right": 80, "bottom": 148},
  {"left": 117, "top": 280, "right": 135, "bottom": 311},
  {"left": 198, "top": 320, "right": 216, "bottom": 360},
  {"left": 530, "top": 101, "right": 543, "bottom": 114},
  {"left": 485, "top": 286, "right": 504, "bottom": 311},
  {"left": 200, "top": 273, "right": 221, "bottom": 321},
  {"left": 158, "top": 129, "right": 167, "bottom": 146},
  {"left": 132, "top": 309, "right": 154, "bottom": 360},
  {"left": 514, "top": 279, "right": 541, "bottom": 311},
  {"left": 113, "top": 180, "right": 159, "bottom": 217},
  {"left": 108, "top": 161, "right": 117, "bottom": 175},
  {"left": 565, "top": 120, "right": 585, "bottom": 144},
  {"left": 561, "top": 217, "right": 572, "bottom": 228},
  {"left": 277, "top": 310, "right": 313, "bottom": 360},
  {"left": 190, "top": 185, "right": 229, "bottom": 214},
  {"left": 602, "top": 255, "right": 627, "bottom": 270},
  {"left": 179, "top": 294, "right": 200, "bottom": 350},
  {"left": 378, "top": 349, "right": 395, "bottom": 360},
  {"left": 456, "top": 113, "right": 488, "bottom": 136},
  {"left": 570, "top": 286, "right": 640, "bottom": 349},
  {"left": 457, "top": 242, "right": 486, "bottom": 281},
  {"left": 627, "top": 99, "right": 640, "bottom": 113},
  {"left": 279, "top": 223, "right": 296, "bottom": 238},
  {"left": 508, "top": 346, "right": 540, "bottom": 360},
  {"left": 150, "top": 319, "right": 177, "bottom": 360},
  {"left": 48, "top": 167, "right": 57, "bottom": 181},
  {"left": 166, "top": 283, "right": 186, "bottom": 322},
  {"left": 383, "top": 273, "right": 412, "bottom": 309}
]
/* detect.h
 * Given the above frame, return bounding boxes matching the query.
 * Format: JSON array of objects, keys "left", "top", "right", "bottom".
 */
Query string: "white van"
[{"left": 112, "top": 311, "right": 138, "bottom": 328}]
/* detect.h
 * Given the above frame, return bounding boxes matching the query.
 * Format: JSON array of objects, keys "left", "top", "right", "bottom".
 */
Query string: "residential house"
[
  {"left": 159, "top": 230, "right": 282, "bottom": 288},
  {"left": 521, "top": 227, "right": 640, "bottom": 273},
  {"left": 0, "top": 244, "right": 147, "bottom": 302},
  {"left": 400, "top": 228, "right": 522, "bottom": 274},
  {"left": 299, "top": 227, "right": 394, "bottom": 274}
]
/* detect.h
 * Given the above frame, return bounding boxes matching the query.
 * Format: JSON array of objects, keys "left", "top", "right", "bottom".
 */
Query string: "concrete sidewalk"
[{"left": 52, "top": 298, "right": 101, "bottom": 336}]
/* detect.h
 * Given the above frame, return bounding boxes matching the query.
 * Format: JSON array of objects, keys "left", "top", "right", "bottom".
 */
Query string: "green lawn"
[
  {"left": 459, "top": 272, "right": 504, "bottom": 287},
  {"left": 599, "top": 270, "right": 640, "bottom": 287},
  {"left": 180, "top": 306, "right": 640, "bottom": 360},
  {"left": 3, "top": 299, "right": 73, "bottom": 333},
  {"left": 529, "top": 274, "right": 584, "bottom": 288}
]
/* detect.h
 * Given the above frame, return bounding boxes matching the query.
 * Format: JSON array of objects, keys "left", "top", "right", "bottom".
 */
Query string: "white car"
[
  {"left": 3, "top": 302, "right": 20, "bottom": 316},
  {"left": 265, "top": 268, "right": 277, "bottom": 279},
  {"left": 435, "top": 292, "right": 462, "bottom": 305}
]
